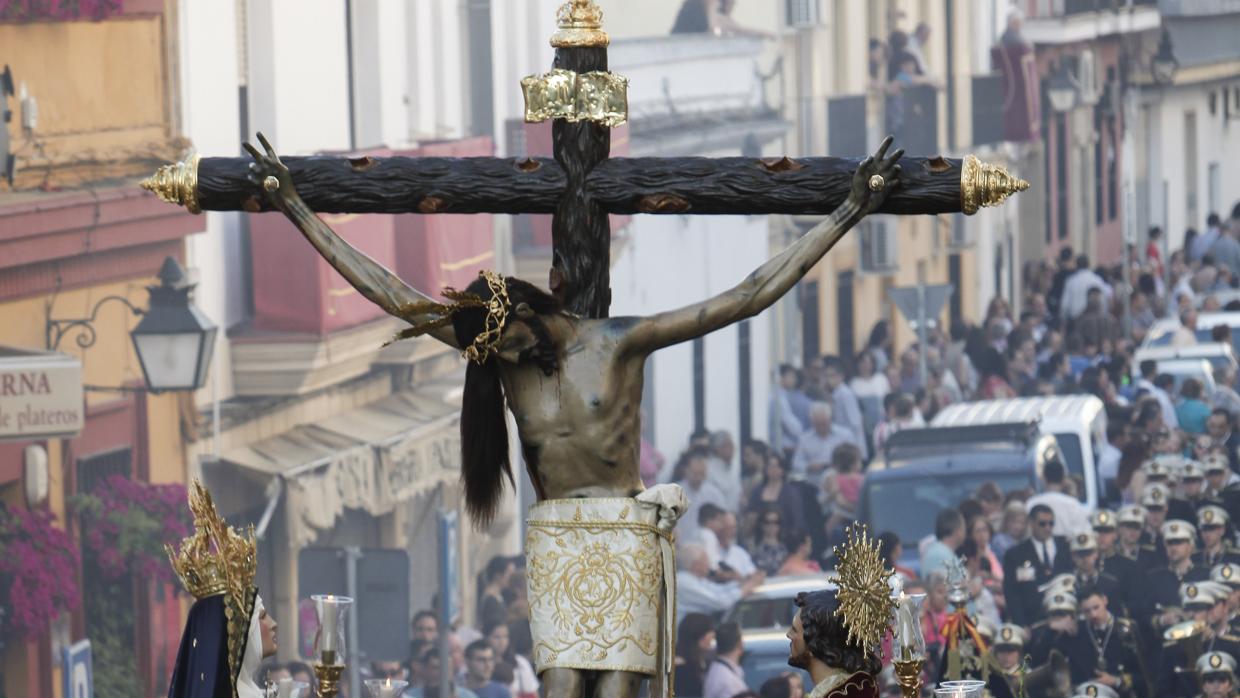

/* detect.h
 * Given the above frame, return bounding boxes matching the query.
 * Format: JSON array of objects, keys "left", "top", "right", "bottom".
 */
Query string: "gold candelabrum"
[
  {"left": 311, "top": 595, "right": 354, "bottom": 698},
  {"left": 892, "top": 592, "right": 927, "bottom": 698}
]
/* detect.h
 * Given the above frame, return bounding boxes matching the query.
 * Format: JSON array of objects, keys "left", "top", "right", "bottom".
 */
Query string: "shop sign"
[{"left": 0, "top": 347, "right": 83, "bottom": 441}]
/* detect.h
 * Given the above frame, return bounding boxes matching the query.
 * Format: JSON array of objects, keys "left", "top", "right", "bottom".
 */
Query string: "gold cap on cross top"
[{"left": 551, "top": 0, "right": 609, "bottom": 48}]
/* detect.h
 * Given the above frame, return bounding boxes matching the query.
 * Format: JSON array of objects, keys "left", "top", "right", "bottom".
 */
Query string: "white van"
[{"left": 930, "top": 395, "right": 1105, "bottom": 511}]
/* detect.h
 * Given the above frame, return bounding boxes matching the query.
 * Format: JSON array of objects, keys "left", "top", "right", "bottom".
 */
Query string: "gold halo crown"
[
  {"left": 166, "top": 480, "right": 257, "bottom": 600},
  {"left": 166, "top": 480, "right": 259, "bottom": 689},
  {"left": 389, "top": 270, "right": 510, "bottom": 365},
  {"left": 832, "top": 524, "right": 897, "bottom": 651}
]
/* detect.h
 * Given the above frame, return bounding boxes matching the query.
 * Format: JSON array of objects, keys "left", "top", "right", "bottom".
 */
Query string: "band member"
[
  {"left": 1195, "top": 506, "right": 1240, "bottom": 569},
  {"left": 1194, "top": 651, "right": 1239, "bottom": 698},
  {"left": 1076, "top": 585, "right": 1146, "bottom": 698}
]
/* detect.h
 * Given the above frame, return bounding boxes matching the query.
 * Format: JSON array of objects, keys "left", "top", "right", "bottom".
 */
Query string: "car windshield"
[
  {"left": 729, "top": 597, "right": 797, "bottom": 630},
  {"left": 864, "top": 471, "right": 1034, "bottom": 547},
  {"left": 1051, "top": 433, "right": 1086, "bottom": 502}
]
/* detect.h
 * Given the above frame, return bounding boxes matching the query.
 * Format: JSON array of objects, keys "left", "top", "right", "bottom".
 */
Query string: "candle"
[
  {"left": 380, "top": 678, "right": 398, "bottom": 698},
  {"left": 365, "top": 677, "right": 409, "bottom": 698},
  {"left": 319, "top": 595, "right": 339, "bottom": 654}
]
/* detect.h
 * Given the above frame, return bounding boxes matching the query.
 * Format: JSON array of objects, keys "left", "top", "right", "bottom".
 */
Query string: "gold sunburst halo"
[{"left": 832, "top": 524, "right": 897, "bottom": 651}]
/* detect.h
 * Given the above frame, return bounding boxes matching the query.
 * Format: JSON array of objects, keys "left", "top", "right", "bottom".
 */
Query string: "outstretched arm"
[
  {"left": 619, "top": 138, "right": 902, "bottom": 356},
  {"left": 244, "top": 133, "right": 459, "bottom": 348}
]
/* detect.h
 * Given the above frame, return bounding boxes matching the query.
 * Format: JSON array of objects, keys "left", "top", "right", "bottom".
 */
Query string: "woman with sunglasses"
[
  {"left": 746, "top": 452, "right": 805, "bottom": 536},
  {"left": 752, "top": 508, "right": 790, "bottom": 576}
]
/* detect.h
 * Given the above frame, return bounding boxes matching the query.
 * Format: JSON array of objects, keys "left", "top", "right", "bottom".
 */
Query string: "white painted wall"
[
  {"left": 247, "top": 0, "right": 351, "bottom": 153},
  {"left": 610, "top": 213, "right": 772, "bottom": 457},
  {"left": 350, "top": 0, "right": 411, "bottom": 149},
  {"left": 1145, "top": 83, "right": 1240, "bottom": 251},
  {"left": 178, "top": 0, "right": 245, "bottom": 405}
]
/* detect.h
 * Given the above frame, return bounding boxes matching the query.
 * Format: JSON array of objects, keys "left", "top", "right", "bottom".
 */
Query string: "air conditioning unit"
[
  {"left": 1076, "top": 50, "right": 1100, "bottom": 106},
  {"left": 859, "top": 218, "right": 898, "bottom": 273},
  {"left": 947, "top": 214, "right": 973, "bottom": 250},
  {"left": 785, "top": 0, "right": 820, "bottom": 28}
]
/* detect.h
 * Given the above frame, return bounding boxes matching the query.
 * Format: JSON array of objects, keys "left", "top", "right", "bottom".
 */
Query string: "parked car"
[
  {"left": 1152, "top": 358, "right": 1219, "bottom": 395},
  {"left": 931, "top": 395, "right": 1105, "bottom": 511},
  {"left": 1143, "top": 312, "right": 1240, "bottom": 348},
  {"left": 725, "top": 574, "right": 834, "bottom": 631},
  {"left": 861, "top": 422, "right": 1063, "bottom": 575},
  {"left": 1133, "top": 343, "right": 1238, "bottom": 375}
]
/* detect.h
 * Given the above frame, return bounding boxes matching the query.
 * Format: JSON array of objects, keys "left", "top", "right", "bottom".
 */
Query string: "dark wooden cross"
[{"left": 143, "top": 0, "right": 1025, "bottom": 319}]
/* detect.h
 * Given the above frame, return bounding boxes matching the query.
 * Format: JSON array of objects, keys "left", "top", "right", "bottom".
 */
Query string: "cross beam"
[{"left": 143, "top": 0, "right": 1027, "bottom": 319}]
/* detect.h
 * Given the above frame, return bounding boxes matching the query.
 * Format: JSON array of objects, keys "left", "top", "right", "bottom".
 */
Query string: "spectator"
[
  {"left": 1075, "top": 287, "right": 1120, "bottom": 348},
  {"left": 821, "top": 444, "right": 863, "bottom": 535},
  {"left": 920, "top": 573, "right": 951, "bottom": 657},
  {"left": 976, "top": 348, "right": 1016, "bottom": 399},
  {"left": 482, "top": 621, "right": 538, "bottom": 698},
  {"left": 1192, "top": 213, "right": 1223, "bottom": 262},
  {"left": 747, "top": 452, "right": 805, "bottom": 535},
  {"left": 904, "top": 22, "right": 932, "bottom": 76},
  {"left": 707, "top": 430, "right": 740, "bottom": 510},
  {"left": 877, "top": 530, "right": 916, "bottom": 582},
  {"left": 671, "top": 0, "right": 773, "bottom": 38},
  {"left": 694, "top": 503, "right": 728, "bottom": 573},
  {"left": 1047, "top": 247, "right": 1076, "bottom": 319},
  {"left": 1172, "top": 307, "right": 1201, "bottom": 348},
  {"left": 990, "top": 501, "right": 1028, "bottom": 562},
  {"left": 413, "top": 610, "right": 440, "bottom": 645},
  {"left": 823, "top": 356, "right": 868, "bottom": 460},
  {"left": 407, "top": 644, "right": 479, "bottom": 698},
  {"left": 777, "top": 528, "right": 822, "bottom": 576},
  {"left": 717, "top": 511, "right": 757, "bottom": 577},
  {"left": 921, "top": 509, "right": 966, "bottom": 577},
  {"left": 702, "top": 622, "right": 747, "bottom": 698},
  {"left": 1026, "top": 459, "right": 1090, "bottom": 536},
  {"left": 1135, "top": 360, "right": 1180, "bottom": 429},
  {"left": 750, "top": 507, "right": 790, "bottom": 575},
  {"left": 1209, "top": 223, "right": 1240, "bottom": 279},
  {"left": 896, "top": 349, "right": 923, "bottom": 394},
  {"left": 477, "top": 556, "right": 515, "bottom": 632},
  {"left": 1207, "top": 409, "right": 1240, "bottom": 473},
  {"left": 967, "top": 513, "right": 1003, "bottom": 587},
  {"left": 676, "top": 543, "right": 764, "bottom": 621},
  {"left": 865, "top": 320, "right": 893, "bottom": 373},
  {"left": 758, "top": 676, "right": 792, "bottom": 698},
  {"left": 790, "top": 402, "right": 862, "bottom": 479},
  {"left": 461, "top": 642, "right": 510, "bottom": 698},
  {"left": 872, "top": 393, "right": 920, "bottom": 454},
  {"left": 1097, "top": 421, "right": 1126, "bottom": 504},
  {"left": 678, "top": 450, "right": 729, "bottom": 540},
  {"left": 1179, "top": 378, "right": 1212, "bottom": 434},
  {"left": 287, "top": 662, "right": 314, "bottom": 693},
  {"left": 1214, "top": 364, "right": 1240, "bottom": 418},
  {"left": 674, "top": 613, "right": 716, "bottom": 698},
  {"left": 1147, "top": 226, "right": 1166, "bottom": 279},
  {"left": 1060, "top": 255, "right": 1112, "bottom": 322},
  {"left": 772, "top": 365, "right": 810, "bottom": 454}
]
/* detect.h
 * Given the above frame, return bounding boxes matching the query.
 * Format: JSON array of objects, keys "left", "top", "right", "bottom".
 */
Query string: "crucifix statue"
[{"left": 144, "top": 3, "right": 1027, "bottom": 698}]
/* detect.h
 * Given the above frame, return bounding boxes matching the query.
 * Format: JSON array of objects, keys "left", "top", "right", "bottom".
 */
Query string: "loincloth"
[{"left": 524, "top": 484, "right": 686, "bottom": 693}]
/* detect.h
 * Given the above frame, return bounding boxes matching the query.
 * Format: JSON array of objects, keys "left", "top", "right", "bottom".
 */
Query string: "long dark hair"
[{"left": 451, "top": 275, "right": 562, "bottom": 527}]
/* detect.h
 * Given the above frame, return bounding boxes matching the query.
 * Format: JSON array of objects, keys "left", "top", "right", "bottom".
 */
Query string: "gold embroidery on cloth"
[{"left": 526, "top": 502, "right": 669, "bottom": 674}]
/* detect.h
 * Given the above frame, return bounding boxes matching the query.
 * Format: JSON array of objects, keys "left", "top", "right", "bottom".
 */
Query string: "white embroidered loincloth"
[{"left": 525, "top": 484, "right": 686, "bottom": 694}]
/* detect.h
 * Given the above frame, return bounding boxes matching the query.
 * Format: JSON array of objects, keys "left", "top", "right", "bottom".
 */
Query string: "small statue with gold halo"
[
  {"left": 786, "top": 526, "right": 896, "bottom": 698},
  {"left": 165, "top": 480, "right": 279, "bottom": 698}
]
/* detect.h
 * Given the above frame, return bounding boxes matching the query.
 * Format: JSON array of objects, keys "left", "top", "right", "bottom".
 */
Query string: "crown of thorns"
[{"left": 388, "top": 270, "right": 510, "bottom": 364}]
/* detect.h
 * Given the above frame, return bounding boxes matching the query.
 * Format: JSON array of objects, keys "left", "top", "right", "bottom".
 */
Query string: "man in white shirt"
[
  {"left": 792, "top": 402, "right": 862, "bottom": 479},
  {"left": 1025, "top": 460, "right": 1091, "bottom": 537},
  {"left": 693, "top": 503, "right": 727, "bottom": 571},
  {"left": 676, "top": 544, "right": 764, "bottom": 622},
  {"left": 1059, "top": 255, "right": 1112, "bottom": 323},
  {"left": 676, "top": 452, "right": 728, "bottom": 541},
  {"left": 717, "top": 511, "right": 757, "bottom": 577},
  {"left": 823, "top": 357, "right": 869, "bottom": 461},
  {"left": 706, "top": 430, "right": 741, "bottom": 511},
  {"left": 702, "top": 622, "right": 747, "bottom": 698}
]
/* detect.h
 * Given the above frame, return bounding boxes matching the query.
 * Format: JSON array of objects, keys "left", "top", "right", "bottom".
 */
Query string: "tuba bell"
[
  {"left": 1165, "top": 619, "right": 1207, "bottom": 673},
  {"left": 1019, "top": 649, "right": 1072, "bottom": 698}
]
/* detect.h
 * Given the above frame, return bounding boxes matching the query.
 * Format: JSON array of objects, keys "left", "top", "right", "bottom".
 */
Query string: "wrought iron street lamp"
[
  {"left": 46, "top": 256, "right": 216, "bottom": 393},
  {"left": 1151, "top": 29, "right": 1178, "bottom": 86},
  {"left": 1046, "top": 63, "right": 1078, "bottom": 113}
]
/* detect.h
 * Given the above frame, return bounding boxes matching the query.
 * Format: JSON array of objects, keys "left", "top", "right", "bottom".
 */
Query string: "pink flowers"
[
  {"left": 74, "top": 476, "right": 191, "bottom": 586},
  {"left": 0, "top": 507, "right": 79, "bottom": 638}
]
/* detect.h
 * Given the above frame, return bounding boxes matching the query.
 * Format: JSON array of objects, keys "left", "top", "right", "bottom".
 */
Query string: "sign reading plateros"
[{"left": 0, "top": 347, "right": 84, "bottom": 440}]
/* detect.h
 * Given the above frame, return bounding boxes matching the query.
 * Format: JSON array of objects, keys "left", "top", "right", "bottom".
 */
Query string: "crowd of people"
[
  {"left": 647, "top": 204, "right": 1240, "bottom": 696},
  {"left": 261, "top": 202, "right": 1240, "bottom": 697}
]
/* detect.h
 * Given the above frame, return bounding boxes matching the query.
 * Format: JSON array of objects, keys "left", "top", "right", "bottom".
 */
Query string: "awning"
[{"left": 215, "top": 375, "right": 463, "bottom": 546}]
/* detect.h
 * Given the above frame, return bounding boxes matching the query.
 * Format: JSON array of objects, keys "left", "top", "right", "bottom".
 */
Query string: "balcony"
[{"left": 1021, "top": 0, "right": 1161, "bottom": 44}]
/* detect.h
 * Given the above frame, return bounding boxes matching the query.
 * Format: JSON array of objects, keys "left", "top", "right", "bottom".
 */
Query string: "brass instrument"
[
  {"left": 1165, "top": 619, "right": 1208, "bottom": 676},
  {"left": 1019, "top": 649, "right": 1072, "bottom": 698}
]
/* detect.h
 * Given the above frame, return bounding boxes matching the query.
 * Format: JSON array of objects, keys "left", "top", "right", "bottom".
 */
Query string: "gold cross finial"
[{"left": 551, "top": 0, "right": 608, "bottom": 48}]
